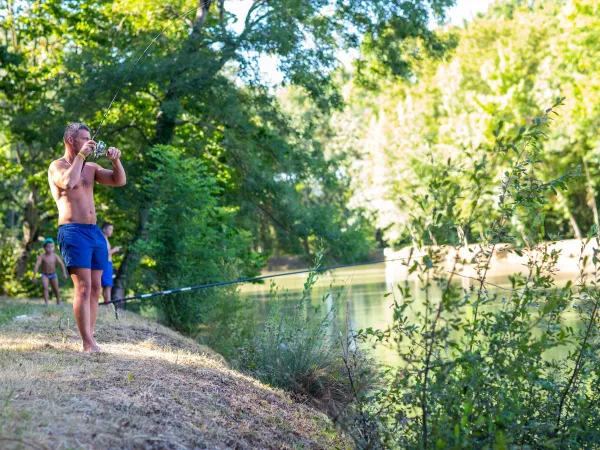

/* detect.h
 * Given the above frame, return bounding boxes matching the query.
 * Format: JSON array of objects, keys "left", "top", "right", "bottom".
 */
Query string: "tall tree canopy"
[
  {"left": 0, "top": 0, "right": 456, "bottom": 295},
  {"left": 334, "top": 0, "right": 600, "bottom": 246}
]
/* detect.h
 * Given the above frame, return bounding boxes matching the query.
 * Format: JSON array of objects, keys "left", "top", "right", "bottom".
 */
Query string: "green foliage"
[
  {"left": 343, "top": 103, "right": 600, "bottom": 448},
  {"left": 0, "top": 0, "right": 457, "bottom": 297},
  {"left": 238, "top": 252, "right": 374, "bottom": 414},
  {"left": 338, "top": 0, "right": 600, "bottom": 246},
  {"left": 132, "top": 146, "right": 259, "bottom": 354},
  {"left": 0, "top": 228, "right": 19, "bottom": 295}
]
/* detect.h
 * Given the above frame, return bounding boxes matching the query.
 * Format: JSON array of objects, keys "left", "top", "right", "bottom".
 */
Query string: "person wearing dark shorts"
[
  {"left": 32, "top": 238, "right": 68, "bottom": 306},
  {"left": 101, "top": 261, "right": 113, "bottom": 290},
  {"left": 57, "top": 224, "right": 109, "bottom": 272},
  {"left": 101, "top": 222, "right": 121, "bottom": 305},
  {"left": 48, "top": 123, "right": 126, "bottom": 352}
]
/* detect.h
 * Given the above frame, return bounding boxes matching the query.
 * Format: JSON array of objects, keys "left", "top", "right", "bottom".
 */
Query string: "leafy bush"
[
  {"left": 133, "top": 146, "right": 263, "bottom": 356},
  {"left": 238, "top": 252, "right": 374, "bottom": 415},
  {"left": 344, "top": 101, "right": 600, "bottom": 448},
  {"left": 0, "top": 229, "right": 41, "bottom": 299}
]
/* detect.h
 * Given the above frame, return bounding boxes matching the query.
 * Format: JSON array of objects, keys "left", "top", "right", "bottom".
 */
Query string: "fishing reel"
[{"left": 92, "top": 141, "right": 107, "bottom": 160}]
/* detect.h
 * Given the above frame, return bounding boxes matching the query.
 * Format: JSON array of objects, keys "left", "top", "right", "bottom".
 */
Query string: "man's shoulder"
[{"left": 49, "top": 158, "right": 66, "bottom": 171}]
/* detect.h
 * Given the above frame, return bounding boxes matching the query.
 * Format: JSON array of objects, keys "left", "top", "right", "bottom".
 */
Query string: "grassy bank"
[{"left": 0, "top": 299, "right": 345, "bottom": 449}]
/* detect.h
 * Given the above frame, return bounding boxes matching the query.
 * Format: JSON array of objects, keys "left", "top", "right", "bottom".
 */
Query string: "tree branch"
[
  {"left": 191, "top": 0, "right": 214, "bottom": 41},
  {"left": 237, "top": 0, "right": 274, "bottom": 46}
]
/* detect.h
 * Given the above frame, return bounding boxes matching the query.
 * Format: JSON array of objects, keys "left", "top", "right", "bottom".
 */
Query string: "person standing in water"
[
  {"left": 32, "top": 238, "right": 68, "bottom": 306},
  {"left": 100, "top": 222, "right": 121, "bottom": 304},
  {"left": 48, "top": 123, "right": 126, "bottom": 352}
]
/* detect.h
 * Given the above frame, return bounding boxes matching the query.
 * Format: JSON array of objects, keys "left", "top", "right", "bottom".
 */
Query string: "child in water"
[{"left": 32, "top": 238, "right": 68, "bottom": 306}]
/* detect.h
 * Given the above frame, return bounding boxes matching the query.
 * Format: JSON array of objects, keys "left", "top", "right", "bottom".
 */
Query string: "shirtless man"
[
  {"left": 48, "top": 123, "right": 126, "bottom": 352},
  {"left": 32, "top": 237, "right": 68, "bottom": 306}
]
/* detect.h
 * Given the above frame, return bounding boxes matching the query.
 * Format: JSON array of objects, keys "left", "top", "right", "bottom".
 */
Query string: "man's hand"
[
  {"left": 113, "top": 246, "right": 122, "bottom": 253},
  {"left": 32, "top": 275, "right": 37, "bottom": 284},
  {"left": 107, "top": 147, "right": 122, "bottom": 162},
  {"left": 79, "top": 140, "right": 97, "bottom": 158},
  {"left": 63, "top": 273, "right": 68, "bottom": 280}
]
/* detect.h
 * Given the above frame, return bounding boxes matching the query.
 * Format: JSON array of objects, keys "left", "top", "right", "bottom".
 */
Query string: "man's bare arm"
[
  {"left": 94, "top": 147, "right": 126, "bottom": 187},
  {"left": 49, "top": 157, "right": 84, "bottom": 190},
  {"left": 49, "top": 141, "right": 95, "bottom": 190}
]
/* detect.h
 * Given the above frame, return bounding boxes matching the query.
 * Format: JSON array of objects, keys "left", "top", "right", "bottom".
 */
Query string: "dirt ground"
[{"left": 0, "top": 302, "right": 345, "bottom": 449}]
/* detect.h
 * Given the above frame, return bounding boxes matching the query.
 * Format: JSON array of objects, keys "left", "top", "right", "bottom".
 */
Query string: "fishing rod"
[
  {"left": 83, "top": 5, "right": 202, "bottom": 165},
  {"left": 100, "top": 254, "right": 426, "bottom": 308},
  {"left": 100, "top": 252, "right": 522, "bottom": 321}
]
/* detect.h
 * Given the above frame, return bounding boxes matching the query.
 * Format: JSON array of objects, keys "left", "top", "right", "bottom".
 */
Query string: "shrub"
[
  {"left": 238, "top": 252, "right": 375, "bottom": 415},
  {"left": 133, "top": 146, "right": 263, "bottom": 356},
  {"left": 344, "top": 101, "right": 600, "bottom": 448}
]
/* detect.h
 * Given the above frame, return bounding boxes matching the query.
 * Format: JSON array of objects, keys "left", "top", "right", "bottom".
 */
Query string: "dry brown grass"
[{"left": 0, "top": 300, "right": 346, "bottom": 449}]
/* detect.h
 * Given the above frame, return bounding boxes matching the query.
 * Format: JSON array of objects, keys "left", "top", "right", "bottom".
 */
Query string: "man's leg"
[
  {"left": 41, "top": 276, "right": 49, "bottom": 306},
  {"left": 90, "top": 270, "right": 102, "bottom": 339},
  {"left": 50, "top": 277, "right": 62, "bottom": 305},
  {"left": 103, "top": 286, "right": 111, "bottom": 304},
  {"left": 70, "top": 268, "right": 100, "bottom": 352}
]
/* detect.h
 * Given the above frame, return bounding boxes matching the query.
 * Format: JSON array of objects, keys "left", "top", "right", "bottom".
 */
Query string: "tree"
[
  {"left": 1, "top": 0, "right": 457, "bottom": 295},
  {"left": 336, "top": 0, "right": 600, "bottom": 245}
]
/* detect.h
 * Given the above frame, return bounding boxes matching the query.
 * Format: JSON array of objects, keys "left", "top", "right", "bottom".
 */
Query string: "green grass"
[{"left": 0, "top": 299, "right": 37, "bottom": 325}]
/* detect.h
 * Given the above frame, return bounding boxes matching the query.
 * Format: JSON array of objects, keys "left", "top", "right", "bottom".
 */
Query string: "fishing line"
[
  {"left": 100, "top": 253, "right": 521, "bottom": 322},
  {"left": 91, "top": 5, "right": 201, "bottom": 142},
  {"left": 82, "top": 3, "right": 205, "bottom": 174}
]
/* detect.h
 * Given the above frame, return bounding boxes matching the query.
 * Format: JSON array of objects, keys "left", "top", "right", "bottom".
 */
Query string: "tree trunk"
[
  {"left": 556, "top": 191, "right": 582, "bottom": 240},
  {"left": 7, "top": 0, "right": 19, "bottom": 49},
  {"left": 582, "top": 155, "right": 600, "bottom": 230},
  {"left": 303, "top": 236, "right": 311, "bottom": 260},
  {"left": 14, "top": 186, "right": 39, "bottom": 278}
]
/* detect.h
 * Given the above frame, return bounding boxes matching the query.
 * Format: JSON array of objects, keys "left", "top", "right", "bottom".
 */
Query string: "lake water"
[{"left": 239, "top": 262, "right": 582, "bottom": 365}]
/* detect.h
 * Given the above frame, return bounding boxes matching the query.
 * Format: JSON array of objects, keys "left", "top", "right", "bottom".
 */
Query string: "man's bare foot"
[{"left": 82, "top": 343, "right": 103, "bottom": 353}]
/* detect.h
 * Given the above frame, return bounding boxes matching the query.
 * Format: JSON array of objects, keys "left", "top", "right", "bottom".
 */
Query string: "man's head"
[
  {"left": 63, "top": 123, "right": 91, "bottom": 153},
  {"left": 102, "top": 222, "right": 114, "bottom": 237},
  {"left": 43, "top": 237, "right": 55, "bottom": 253}
]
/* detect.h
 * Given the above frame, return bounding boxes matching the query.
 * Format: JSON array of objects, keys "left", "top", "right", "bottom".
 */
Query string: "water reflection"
[{"left": 240, "top": 263, "right": 583, "bottom": 366}]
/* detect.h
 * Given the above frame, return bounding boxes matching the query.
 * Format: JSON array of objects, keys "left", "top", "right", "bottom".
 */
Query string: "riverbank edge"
[
  {"left": 0, "top": 298, "right": 346, "bottom": 449},
  {"left": 385, "top": 238, "right": 595, "bottom": 282}
]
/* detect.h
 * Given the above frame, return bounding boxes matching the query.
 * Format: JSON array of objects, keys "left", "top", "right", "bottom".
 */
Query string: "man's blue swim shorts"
[
  {"left": 101, "top": 261, "right": 114, "bottom": 287},
  {"left": 57, "top": 224, "right": 108, "bottom": 271}
]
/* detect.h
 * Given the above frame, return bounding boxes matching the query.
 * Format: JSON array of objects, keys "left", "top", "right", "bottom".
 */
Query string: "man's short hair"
[
  {"left": 63, "top": 123, "right": 91, "bottom": 142},
  {"left": 101, "top": 222, "right": 113, "bottom": 230}
]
